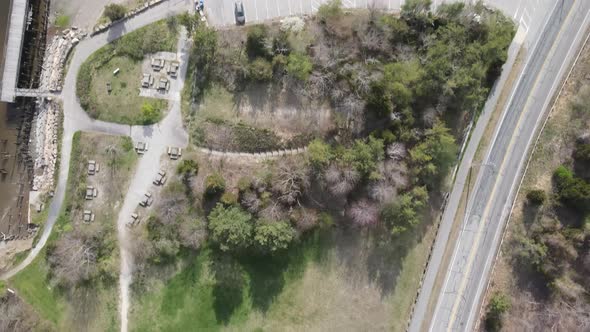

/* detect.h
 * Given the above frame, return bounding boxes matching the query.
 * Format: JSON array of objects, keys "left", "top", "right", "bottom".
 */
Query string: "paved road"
[{"left": 414, "top": 1, "right": 590, "bottom": 331}]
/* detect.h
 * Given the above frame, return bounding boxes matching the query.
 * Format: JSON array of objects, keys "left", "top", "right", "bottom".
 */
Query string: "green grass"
[
  {"left": 77, "top": 19, "right": 179, "bottom": 125},
  {"left": 197, "top": 84, "right": 236, "bottom": 123},
  {"left": 54, "top": 14, "right": 70, "bottom": 29},
  {"left": 130, "top": 228, "right": 432, "bottom": 331},
  {"left": 9, "top": 250, "right": 66, "bottom": 326},
  {"left": 130, "top": 233, "right": 326, "bottom": 331},
  {"left": 88, "top": 55, "right": 167, "bottom": 125}
]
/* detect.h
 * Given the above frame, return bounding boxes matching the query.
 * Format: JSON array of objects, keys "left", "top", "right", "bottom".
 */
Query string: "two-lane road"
[{"left": 419, "top": 0, "right": 590, "bottom": 331}]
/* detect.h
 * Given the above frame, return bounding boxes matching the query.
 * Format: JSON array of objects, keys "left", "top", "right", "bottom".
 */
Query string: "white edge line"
[{"left": 471, "top": 6, "right": 590, "bottom": 332}]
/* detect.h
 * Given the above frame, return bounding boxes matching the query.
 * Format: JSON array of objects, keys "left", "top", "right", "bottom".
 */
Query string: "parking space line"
[
  {"left": 253, "top": 0, "right": 259, "bottom": 21},
  {"left": 265, "top": 0, "right": 270, "bottom": 21},
  {"left": 519, "top": 16, "right": 529, "bottom": 33},
  {"left": 275, "top": 0, "right": 281, "bottom": 18},
  {"left": 523, "top": 8, "right": 531, "bottom": 23},
  {"left": 288, "top": 0, "right": 292, "bottom": 15}
]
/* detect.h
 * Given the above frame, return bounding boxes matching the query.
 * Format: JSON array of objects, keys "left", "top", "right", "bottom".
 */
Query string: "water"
[{"left": 0, "top": 0, "right": 30, "bottom": 239}]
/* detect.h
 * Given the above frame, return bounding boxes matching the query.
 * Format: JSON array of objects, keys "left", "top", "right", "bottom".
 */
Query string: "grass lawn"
[
  {"left": 88, "top": 55, "right": 167, "bottom": 125},
  {"left": 77, "top": 19, "right": 178, "bottom": 125},
  {"left": 9, "top": 132, "right": 139, "bottom": 331},
  {"left": 129, "top": 227, "right": 433, "bottom": 331},
  {"left": 54, "top": 14, "right": 70, "bottom": 29},
  {"left": 9, "top": 250, "right": 65, "bottom": 326}
]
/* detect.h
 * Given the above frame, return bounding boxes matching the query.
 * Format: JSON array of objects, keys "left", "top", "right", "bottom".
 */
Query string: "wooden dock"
[{"left": 0, "top": 0, "right": 29, "bottom": 102}]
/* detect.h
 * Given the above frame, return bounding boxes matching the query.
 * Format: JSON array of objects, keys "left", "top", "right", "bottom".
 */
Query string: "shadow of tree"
[
  {"left": 106, "top": 21, "right": 127, "bottom": 43},
  {"left": 211, "top": 252, "right": 247, "bottom": 324}
]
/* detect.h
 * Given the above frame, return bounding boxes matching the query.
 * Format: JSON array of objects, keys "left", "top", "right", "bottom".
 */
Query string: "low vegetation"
[
  {"left": 9, "top": 132, "right": 138, "bottom": 331},
  {"left": 103, "top": 4, "right": 127, "bottom": 22},
  {"left": 77, "top": 19, "right": 178, "bottom": 124},
  {"left": 484, "top": 292, "right": 511, "bottom": 332},
  {"left": 0, "top": 280, "right": 52, "bottom": 331},
  {"left": 54, "top": 14, "right": 70, "bottom": 29}
]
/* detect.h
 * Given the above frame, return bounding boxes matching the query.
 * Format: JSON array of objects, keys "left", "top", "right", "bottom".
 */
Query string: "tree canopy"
[
  {"left": 381, "top": 186, "right": 428, "bottom": 235},
  {"left": 254, "top": 221, "right": 296, "bottom": 253},
  {"left": 208, "top": 204, "right": 253, "bottom": 252},
  {"left": 409, "top": 121, "right": 457, "bottom": 188}
]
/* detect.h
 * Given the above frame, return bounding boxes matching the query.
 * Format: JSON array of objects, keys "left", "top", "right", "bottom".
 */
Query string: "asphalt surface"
[
  {"left": 419, "top": 1, "right": 590, "bottom": 332},
  {"left": 206, "top": 0, "right": 404, "bottom": 26}
]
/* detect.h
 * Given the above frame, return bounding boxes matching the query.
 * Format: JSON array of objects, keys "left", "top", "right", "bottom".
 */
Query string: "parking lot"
[{"left": 206, "top": 0, "right": 404, "bottom": 26}]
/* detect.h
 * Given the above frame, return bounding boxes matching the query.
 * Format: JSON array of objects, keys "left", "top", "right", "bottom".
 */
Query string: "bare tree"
[
  {"left": 325, "top": 163, "right": 360, "bottom": 197},
  {"left": 386, "top": 143, "right": 407, "bottom": 161},
  {"left": 337, "top": 95, "right": 366, "bottom": 133},
  {"left": 290, "top": 207, "right": 319, "bottom": 233},
  {"left": 0, "top": 295, "right": 41, "bottom": 331},
  {"left": 309, "top": 71, "right": 334, "bottom": 97},
  {"left": 240, "top": 190, "right": 262, "bottom": 214},
  {"left": 48, "top": 231, "right": 98, "bottom": 287},
  {"left": 347, "top": 200, "right": 379, "bottom": 227},
  {"left": 259, "top": 200, "right": 288, "bottom": 221},
  {"left": 273, "top": 159, "right": 310, "bottom": 206},
  {"left": 178, "top": 218, "right": 206, "bottom": 250},
  {"left": 156, "top": 193, "right": 188, "bottom": 225},
  {"left": 369, "top": 181, "right": 397, "bottom": 204},
  {"left": 379, "top": 159, "right": 409, "bottom": 188},
  {"left": 359, "top": 28, "right": 386, "bottom": 54}
]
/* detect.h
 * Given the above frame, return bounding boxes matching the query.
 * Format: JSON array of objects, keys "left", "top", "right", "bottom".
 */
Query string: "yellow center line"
[{"left": 445, "top": 1, "right": 579, "bottom": 330}]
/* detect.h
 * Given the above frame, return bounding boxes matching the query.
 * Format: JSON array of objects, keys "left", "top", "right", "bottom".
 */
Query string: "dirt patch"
[
  {"left": 0, "top": 239, "right": 33, "bottom": 273},
  {"left": 50, "top": 0, "right": 141, "bottom": 30}
]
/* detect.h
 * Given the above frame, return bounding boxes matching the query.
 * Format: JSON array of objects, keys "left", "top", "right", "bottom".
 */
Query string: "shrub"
[
  {"left": 307, "top": 139, "right": 332, "bottom": 169},
  {"left": 140, "top": 102, "right": 161, "bottom": 124},
  {"left": 220, "top": 191, "right": 239, "bottom": 206},
  {"left": 205, "top": 173, "right": 226, "bottom": 195},
  {"left": 553, "top": 165, "right": 590, "bottom": 213},
  {"left": 246, "top": 25, "right": 269, "bottom": 58},
  {"left": 484, "top": 292, "right": 511, "bottom": 332},
  {"left": 574, "top": 142, "right": 590, "bottom": 163},
  {"left": 382, "top": 186, "right": 428, "bottom": 235},
  {"left": 177, "top": 159, "right": 199, "bottom": 175},
  {"left": 55, "top": 14, "right": 70, "bottom": 29},
  {"left": 237, "top": 177, "right": 252, "bottom": 192},
  {"left": 103, "top": 4, "right": 127, "bottom": 22},
  {"left": 409, "top": 121, "right": 457, "bottom": 188},
  {"left": 248, "top": 58, "right": 273, "bottom": 82},
  {"left": 286, "top": 53, "right": 313, "bottom": 81},
  {"left": 208, "top": 204, "right": 253, "bottom": 251},
  {"left": 254, "top": 220, "right": 296, "bottom": 253},
  {"left": 0, "top": 280, "right": 6, "bottom": 298},
  {"left": 526, "top": 189, "right": 546, "bottom": 205},
  {"left": 317, "top": 0, "right": 343, "bottom": 23},
  {"left": 343, "top": 136, "right": 385, "bottom": 177}
]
